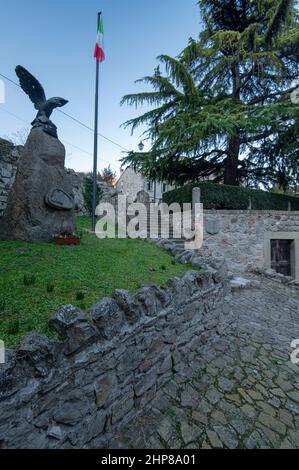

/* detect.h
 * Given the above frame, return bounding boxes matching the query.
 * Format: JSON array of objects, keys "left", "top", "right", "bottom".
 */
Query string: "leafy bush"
[
  {"left": 83, "top": 174, "right": 104, "bottom": 215},
  {"left": 163, "top": 182, "right": 299, "bottom": 211}
]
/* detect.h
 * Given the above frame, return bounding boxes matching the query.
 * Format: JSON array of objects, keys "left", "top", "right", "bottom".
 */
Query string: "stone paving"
[{"left": 112, "top": 276, "right": 299, "bottom": 449}]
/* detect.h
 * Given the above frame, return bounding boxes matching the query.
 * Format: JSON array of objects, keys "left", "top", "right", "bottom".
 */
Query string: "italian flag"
[{"left": 94, "top": 14, "right": 105, "bottom": 62}]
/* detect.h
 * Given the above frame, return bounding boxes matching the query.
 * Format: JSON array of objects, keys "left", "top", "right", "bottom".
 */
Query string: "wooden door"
[{"left": 271, "top": 239, "right": 291, "bottom": 276}]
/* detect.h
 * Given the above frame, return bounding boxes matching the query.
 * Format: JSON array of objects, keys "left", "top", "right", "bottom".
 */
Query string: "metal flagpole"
[{"left": 91, "top": 11, "right": 101, "bottom": 232}]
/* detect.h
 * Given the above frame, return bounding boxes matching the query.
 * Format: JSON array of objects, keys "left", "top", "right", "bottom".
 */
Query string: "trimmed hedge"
[{"left": 163, "top": 182, "right": 299, "bottom": 211}]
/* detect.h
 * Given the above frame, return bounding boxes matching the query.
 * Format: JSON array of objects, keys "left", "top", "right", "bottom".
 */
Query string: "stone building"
[{"left": 115, "top": 167, "right": 174, "bottom": 203}]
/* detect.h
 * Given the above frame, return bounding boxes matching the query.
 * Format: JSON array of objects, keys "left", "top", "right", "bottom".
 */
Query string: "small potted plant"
[{"left": 53, "top": 231, "right": 81, "bottom": 246}]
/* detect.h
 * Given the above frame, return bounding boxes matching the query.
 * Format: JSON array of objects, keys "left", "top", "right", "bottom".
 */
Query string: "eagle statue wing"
[{"left": 15, "top": 65, "right": 46, "bottom": 110}]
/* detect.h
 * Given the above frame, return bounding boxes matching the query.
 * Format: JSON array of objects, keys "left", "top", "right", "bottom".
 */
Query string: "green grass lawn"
[{"left": 0, "top": 217, "right": 195, "bottom": 346}]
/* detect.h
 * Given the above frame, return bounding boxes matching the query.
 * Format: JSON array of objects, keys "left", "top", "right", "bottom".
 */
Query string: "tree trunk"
[
  {"left": 224, "top": 135, "right": 240, "bottom": 185},
  {"left": 224, "top": 62, "right": 241, "bottom": 186}
]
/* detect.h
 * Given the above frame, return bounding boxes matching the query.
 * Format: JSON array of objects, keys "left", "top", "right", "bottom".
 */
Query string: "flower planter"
[{"left": 53, "top": 236, "right": 81, "bottom": 246}]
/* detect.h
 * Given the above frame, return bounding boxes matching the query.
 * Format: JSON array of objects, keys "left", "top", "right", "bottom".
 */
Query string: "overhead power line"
[
  {"left": 0, "top": 107, "right": 28, "bottom": 124},
  {"left": 57, "top": 109, "right": 129, "bottom": 152},
  {"left": 0, "top": 107, "right": 114, "bottom": 165},
  {"left": 0, "top": 72, "right": 19, "bottom": 87},
  {"left": 0, "top": 71, "right": 130, "bottom": 152}
]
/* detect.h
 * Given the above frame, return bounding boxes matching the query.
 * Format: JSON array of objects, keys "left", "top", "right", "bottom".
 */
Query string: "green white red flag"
[{"left": 94, "top": 14, "right": 105, "bottom": 62}]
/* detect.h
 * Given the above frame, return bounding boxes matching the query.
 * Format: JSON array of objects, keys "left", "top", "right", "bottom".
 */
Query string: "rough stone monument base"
[{"left": 0, "top": 129, "right": 76, "bottom": 242}]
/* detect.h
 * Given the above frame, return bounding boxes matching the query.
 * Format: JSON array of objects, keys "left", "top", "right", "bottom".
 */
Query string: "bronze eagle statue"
[{"left": 15, "top": 65, "right": 68, "bottom": 138}]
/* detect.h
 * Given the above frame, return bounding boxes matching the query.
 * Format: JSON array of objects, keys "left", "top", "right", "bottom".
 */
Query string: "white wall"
[
  {"left": 116, "top": 167, "right": 174, "bottom": 202},
  {"left": 115, "top": 168, "right": 145, "bottom": 203}
]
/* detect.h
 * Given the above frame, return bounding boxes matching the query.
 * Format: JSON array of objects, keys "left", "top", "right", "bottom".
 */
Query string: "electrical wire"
[
  {"left": 0, "top": 71, "right": 130, "bottom": 152},
  {"left": 0, "top": 107, "right": 115, "bottom": 165}
]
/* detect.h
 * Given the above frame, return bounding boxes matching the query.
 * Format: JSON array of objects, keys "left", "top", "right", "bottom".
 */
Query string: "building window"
[
  {"left": 147, "top": 181, "right": 152, "bottom": 191},
  {"left": 162, "top": 183, "right": 167, "bottom": 193}
]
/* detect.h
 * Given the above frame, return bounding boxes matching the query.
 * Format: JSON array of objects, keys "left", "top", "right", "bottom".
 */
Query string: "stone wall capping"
[
  {"left": 204, "top": 209, "right": 299, "bottom": 215},
  {"left": 90, "top": 297, "right": 126, "bottom": 340},
  {"left": 250, "top": 267, "right": 299, "bottom": 290},
  {"left": 49, "top": 305, "right": 88, "bottom": 337}
]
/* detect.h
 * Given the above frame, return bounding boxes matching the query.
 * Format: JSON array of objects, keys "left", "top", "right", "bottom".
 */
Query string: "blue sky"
[{"left": 0, "top": 0, "right": 201, "bottom": 175}]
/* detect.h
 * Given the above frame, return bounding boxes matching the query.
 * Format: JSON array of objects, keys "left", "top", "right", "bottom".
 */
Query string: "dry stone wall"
[{"left": 0, "top": 254, "right": 233, "bottom": 449}]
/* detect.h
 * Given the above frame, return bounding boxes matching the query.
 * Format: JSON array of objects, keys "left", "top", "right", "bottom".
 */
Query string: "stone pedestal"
[{"left": 0, "top": 129, "right": 76, "bottom": 242}]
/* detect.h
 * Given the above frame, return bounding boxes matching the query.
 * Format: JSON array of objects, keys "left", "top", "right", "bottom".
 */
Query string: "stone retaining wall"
[
  {"left": 202, "top": 210, "right": 299, "bottom": 275},
  {"left": 0, "top": 255, "right": 232, "bottom": 449},
  {"left": 65, "top": 169, "right": 89, "bottom": 216},
  {"left": 0, "top": 147, "right": 22, "bottom": 216}
]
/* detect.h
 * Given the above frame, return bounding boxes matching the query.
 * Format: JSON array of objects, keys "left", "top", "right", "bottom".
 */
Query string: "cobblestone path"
[{"left": 112, "top": 277, "right": 299, "bottom": 449}]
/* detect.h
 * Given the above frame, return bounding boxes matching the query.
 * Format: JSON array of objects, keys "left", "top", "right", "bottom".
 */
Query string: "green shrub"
[
  {"left": 83, "top": 174, "right": 104, "bottom": 215},
  {"left": 163, "top": 182, "right": 299, "bottom": 210},
  {"left": 46, "top": 283, "right": 55, "bottom": 293}
]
